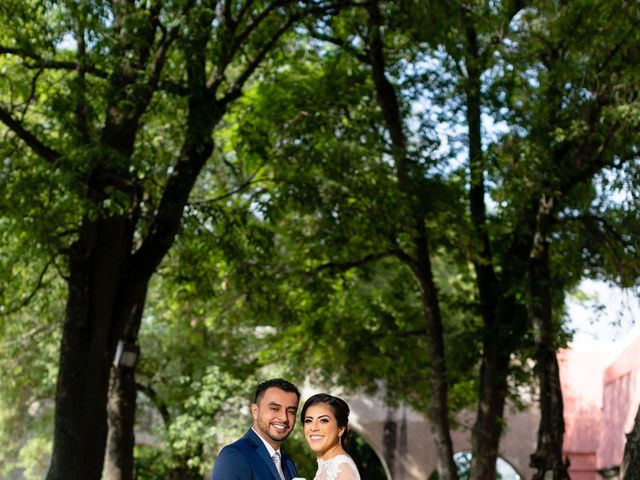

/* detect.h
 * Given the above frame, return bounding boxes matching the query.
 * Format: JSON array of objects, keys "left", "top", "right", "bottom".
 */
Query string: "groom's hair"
[{"left": 255, "top": 378, "right": 301, "bottom": 404}]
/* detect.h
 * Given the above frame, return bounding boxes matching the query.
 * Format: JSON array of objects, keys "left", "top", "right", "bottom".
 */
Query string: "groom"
[{"left": 211, "top": 378, "right": 301, "bottom": 480}]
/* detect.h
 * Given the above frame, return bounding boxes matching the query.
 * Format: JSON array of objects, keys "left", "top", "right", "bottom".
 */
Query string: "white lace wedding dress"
[{"left": 313, "top": 454, "right": 361, "bottom": 480}]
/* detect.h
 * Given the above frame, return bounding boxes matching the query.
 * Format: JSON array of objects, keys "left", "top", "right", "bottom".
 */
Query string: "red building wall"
[{"left": 560, "top": 335, "right": 640, "bottom": 479}]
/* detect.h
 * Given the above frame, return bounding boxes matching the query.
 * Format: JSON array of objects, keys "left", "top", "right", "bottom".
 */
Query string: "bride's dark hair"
[{"left": 301, "top": 393, "right": 353, "bottom": 447}]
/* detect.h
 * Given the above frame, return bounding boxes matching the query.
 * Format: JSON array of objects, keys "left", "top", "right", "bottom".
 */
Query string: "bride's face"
[{"left": 303, "top": 403, "right": 346, "bottom": 459}]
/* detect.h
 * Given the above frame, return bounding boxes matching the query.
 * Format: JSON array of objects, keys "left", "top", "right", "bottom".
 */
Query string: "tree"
[
  {"left": 406, "top": 1, "right": 640, "bottom": 477},
  {"left": 0, "top": 1, "right": 349, "bottom": 479},
  {"left": 495, "top": 3, "right": 640, "bottom": 477}
]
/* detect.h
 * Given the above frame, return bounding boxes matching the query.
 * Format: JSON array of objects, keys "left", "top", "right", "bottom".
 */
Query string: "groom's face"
[{"left": 252, "top": 387, "right": 299, "bottom": 449}]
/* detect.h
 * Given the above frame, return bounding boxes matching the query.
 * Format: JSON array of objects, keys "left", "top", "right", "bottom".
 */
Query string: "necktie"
[{"left": 272, "top": 451, "right": 286, "bottom": 480}]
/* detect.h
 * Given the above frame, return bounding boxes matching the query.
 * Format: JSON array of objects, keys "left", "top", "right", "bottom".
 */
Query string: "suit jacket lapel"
[
  {"left": 280, "top": 453, "right": 295, "bottom": 480},
  {"left": 246, "top": 429, "right": 281, "bottom": 480}
]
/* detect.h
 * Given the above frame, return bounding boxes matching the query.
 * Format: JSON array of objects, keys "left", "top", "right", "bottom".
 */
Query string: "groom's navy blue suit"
[{"left": 211, "top": 428, "right": 298, "bottom": 480}]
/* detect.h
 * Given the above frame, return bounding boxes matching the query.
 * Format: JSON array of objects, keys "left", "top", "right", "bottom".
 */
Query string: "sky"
[{"left": 566, "top": 279, "right": 640, "bottom": 354}]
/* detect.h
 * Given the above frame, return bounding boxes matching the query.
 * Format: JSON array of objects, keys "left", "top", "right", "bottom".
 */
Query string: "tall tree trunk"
[
  {"left": 461, "top": 11, "right": 533, "bottom": 478},
  {"left": 48, "top": 43, "right": 217, "bottom": 480},
  {"left": 463, "top": 17, "right": 509, "bottom": 480},
  {"left": 46, "top": 216, "right": 132, "bottom": 480},
  {"left": 470, "top": 314, "right": 512, "bottom": 480},
  {"left": 622, "top": 403, "right": 640, "bottom": 480},
  {"left": 105, "top": 364, "right": 137, "bottom": 480},
  {"left": 47, "top": 2, "right": 163, "bottom": 475},
  {"left": 102, "top": 132, "right": 217, "bottom": 478},
  {"left": 415, "top": 240, "right": 459, "bottom": 480},
  {"left": 104, "top": 275, "right": 148, "bottom": 480},
  {"left": 528, "top": 195, "right": 570, "bottom": 480},
  {"left": 468, "top": 232, "right": 529, "bottom": 480},
  {"left": 366, "top": 3, "right": 458, "bottom": 479}
]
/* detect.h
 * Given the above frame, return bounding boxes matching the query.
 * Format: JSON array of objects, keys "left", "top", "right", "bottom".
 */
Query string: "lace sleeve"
[{"left": 335, "top": 461, "right": 360, "bottom": 480}]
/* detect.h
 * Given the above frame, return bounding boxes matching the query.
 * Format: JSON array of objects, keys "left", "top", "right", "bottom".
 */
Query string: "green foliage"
[
  {"left": 204, "top": 34, "right": 485, "bottom": 417},
  {"left": 132, "top": 263, "right": 264, "bottom": 476},
  {"left": 133, "top": 445, "right": 167, "bottom": 480},
  {"left": 0, "top": 211, "right": 63, "bottom": 475},
  {"left": 348, "top": 431, "right": 389, "bottom": 480},
  {"left": 0, "top": 268, "right": 61, "bottom": 478}
]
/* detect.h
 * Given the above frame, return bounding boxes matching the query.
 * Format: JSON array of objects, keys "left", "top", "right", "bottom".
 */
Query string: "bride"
[{"left": 301, "top": 393, "right": 361, "bottom": 480}]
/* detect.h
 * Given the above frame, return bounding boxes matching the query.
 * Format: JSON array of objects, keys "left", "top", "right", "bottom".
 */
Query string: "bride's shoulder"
[{"left": 334, "top": 455, "right": 360, "bottom": 480}]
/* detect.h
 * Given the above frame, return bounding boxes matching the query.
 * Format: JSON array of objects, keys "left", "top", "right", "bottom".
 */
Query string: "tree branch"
[
  {"left": 133, "top": 25, "right": 180, "bottom": 121},
  {"left": 309, "top": 250, "right": 396, "bottom": 275},
  {"left": 216, "top": 15, "right": 298, "bottom": 107},
  {"left": 20, "top": 68, "right": 44, "bottom": 120},
  {"left": 0, "top": 104, "right": 61, "bottom": 162},
  {"left": 234, "top": 0, "right": 292, "bottom": 52},
  {"left": 74, "top": 15, "right": 91, "bottom": 142},
  {"left": 136, "top": 382, "right": 171, "bottom": 427},
  {"left": 306, "top": 24, "right": 370, "bottom": 64},
  {"left": 188, "top": 163, "right": 268, "bottom": 206},
  {"left": 215, "top": 1, "right": 353, "bottom": 105},
  {"left": 23, "top": 60, "right": 109, "bottom": 78},
  {"left": 132, "top": 26, "right": 219, "bottom": 276},
  {"left": 0, "top": 256, "right": 56, "bottom": 316},
  {"left": 1, "top": 45, "right": 108, "bottom": 78},
  {"left": 560, "top": 213, "right": 635, "bottom": 250},
  {"left": 207, "top": 1, "right": 289, "bottom": 94}
]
